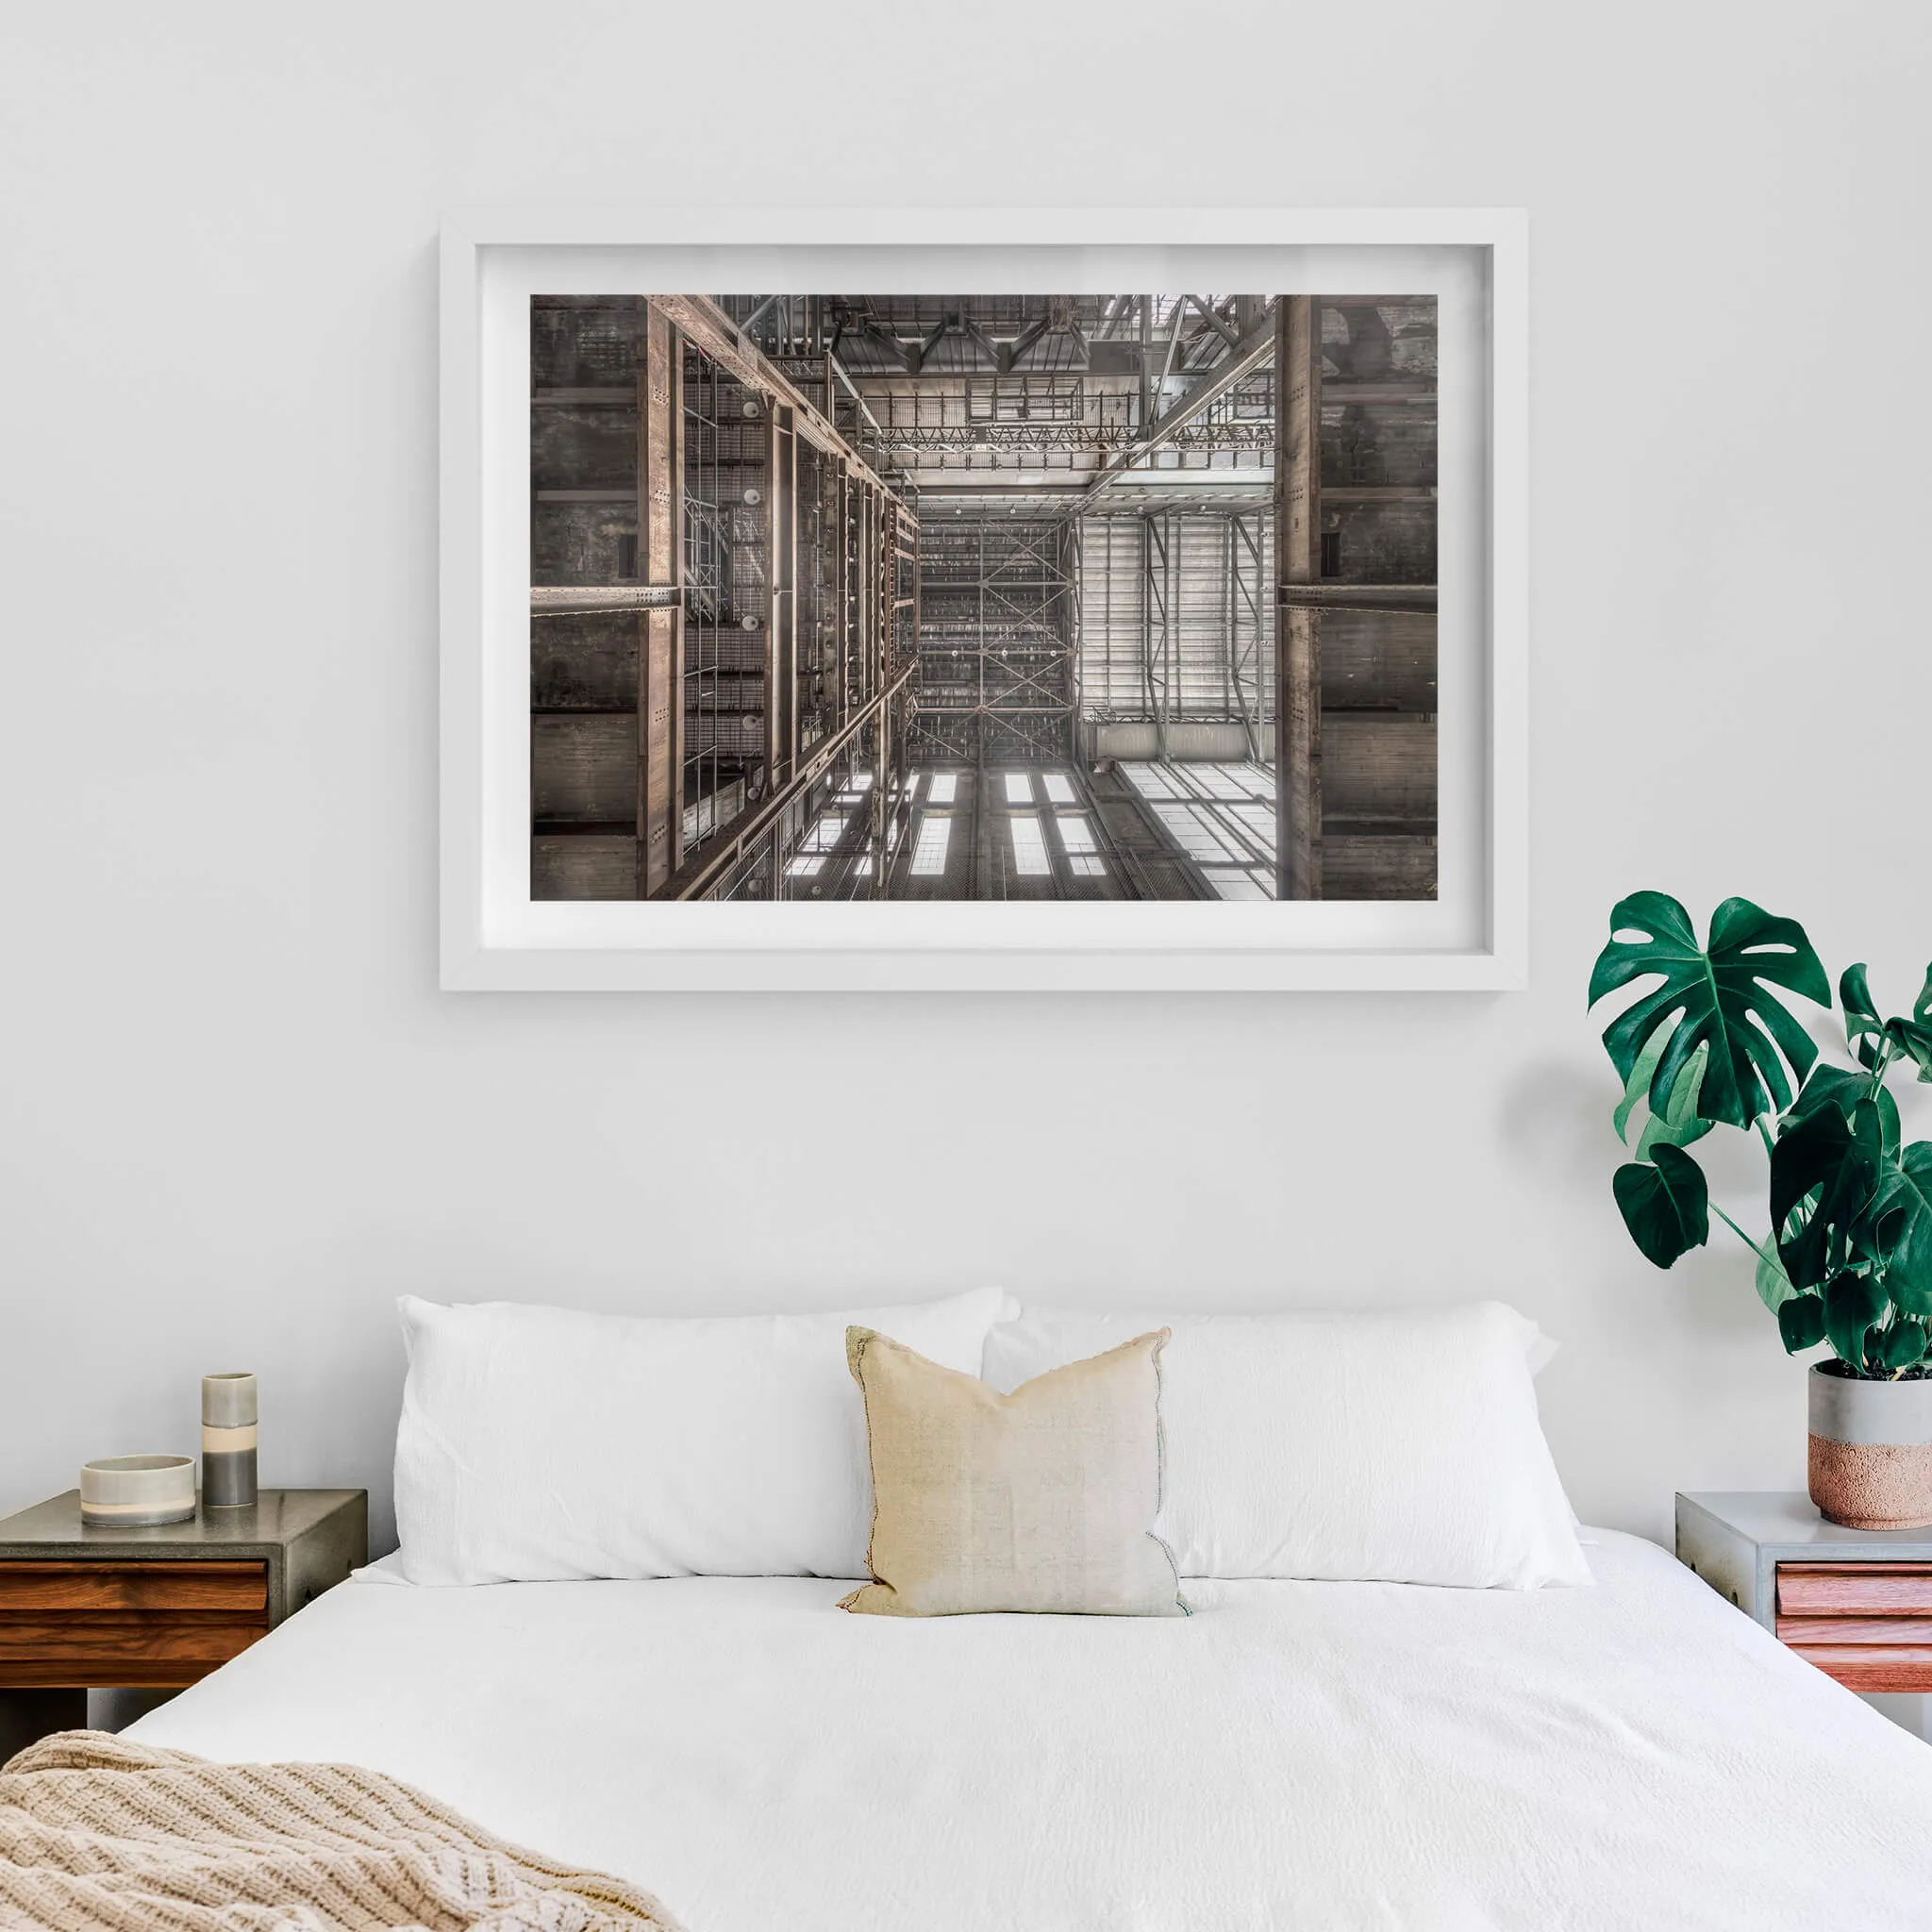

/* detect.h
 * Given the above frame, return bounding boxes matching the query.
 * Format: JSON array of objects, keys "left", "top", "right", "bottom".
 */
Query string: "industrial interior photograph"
[{"left": 529, "top": 291, "right": 1438, "bottom": 904}]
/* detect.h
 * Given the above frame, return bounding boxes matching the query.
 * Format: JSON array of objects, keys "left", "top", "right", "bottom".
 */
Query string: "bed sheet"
[{"left": 130, "top": 1532, "right": 1932, "bottom": 1931}]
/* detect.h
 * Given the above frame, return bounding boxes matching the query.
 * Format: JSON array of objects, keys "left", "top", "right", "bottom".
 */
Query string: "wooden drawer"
[
  {"left": 1774, "top": 1613, "right": 1932, "bottom": 1646},
  {"left": 0, "top": 1562, "right": 267, "bottom": 1613},
  {"left": 0, "top": 1561, "right": 270, "bottom": 1690},
  {"left": 1778, "top": 1646, "right": 1932, "bottom": 1692},
  {"left": 1775, "top": 1564, "right": 1932, "bottom": 1691},
  {"left": 1776, "top": 1563, "right": 1932, "bottom": 1617}
]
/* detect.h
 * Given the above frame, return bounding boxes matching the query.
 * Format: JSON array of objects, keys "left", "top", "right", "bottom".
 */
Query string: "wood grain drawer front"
[
  {"left": 1782, "top": 1647, "right": 1932, "bottom": 1692},
  {"left": 0, "top": 1562, "right": 271, "bottom": 1689},
  {"left": 0, "top": 1562, "right": 268, "bottom": 1613},
  {"left": 0, "top": 1614, "right": 268, "bottom": 1688},
  {"left": 1775, "top": 1565, "right": 1932, "bottom": 1692},
  {"left": 1776, "top": 1614, "right": 1932, "bottom": 1647},
  {"left": 1775, "top": 1563, "right": 1932, "bottom": 1617}
]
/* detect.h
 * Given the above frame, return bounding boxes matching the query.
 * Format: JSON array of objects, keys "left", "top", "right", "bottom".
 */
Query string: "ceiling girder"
[{"left": 1075, "top": 299, "right": 1280, "bottom": 511}]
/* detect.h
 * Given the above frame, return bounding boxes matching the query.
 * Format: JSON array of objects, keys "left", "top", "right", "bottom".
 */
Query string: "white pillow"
[
  {"left": 393, "top": 1289, "right": 1010, "bottom": 1584},
  {"left": 981, "top": 1301, "right": 1590, "bottom": 1590}
]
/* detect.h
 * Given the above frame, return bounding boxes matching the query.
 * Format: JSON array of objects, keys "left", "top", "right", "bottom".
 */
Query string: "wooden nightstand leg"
[{"left": 0, "top": 1689, "right": 87, "bottom": 1765}]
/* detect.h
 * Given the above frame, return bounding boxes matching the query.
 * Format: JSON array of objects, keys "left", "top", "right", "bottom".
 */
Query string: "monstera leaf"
[
  {"left": 1777, "top": 1291, "right": 1826, "bottom": 1354},
  {"left": 1843, "top": 964, "right": 1887, "bottom": 1069},
  {"left": 1909, "top": 969, "right": 1932, "bottom": 1082},
  {"left": 1770, "top": 1098, "right": 1885, "bottom": 1291},
  {"left": 1843, "top": 962, "right": 1932, "bottom": 1083},
  {"left": 1868, "top": 1142, "right": 1932, "bottom": 1318},
  {"left": 1788, "top": 1060, "right": 1902, "bottom": 1158},
  {"left": 1755, "top": 1243, "right": 1797, "bottom": 1313},
  {"left": 1877, "top": 1316, "right": 1931, "bottom": 1373},
  {"left": 1590, "top": 894, "right": 1830, "bottom": 1130},
  {"left": 1613, "top": 1022, "right": 1714, "bottom": 1159},
  {"left": 1821, "top": 1269, "right": 1888, "bottom": 1371},
  {"left": 1613, "top": 1143, "right": 1709, "bottom": 1269}
]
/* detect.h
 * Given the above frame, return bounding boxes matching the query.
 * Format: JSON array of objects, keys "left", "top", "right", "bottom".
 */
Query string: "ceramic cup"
[{"left": 80, "top": 1454, "right": 196, "bottom": 1526}]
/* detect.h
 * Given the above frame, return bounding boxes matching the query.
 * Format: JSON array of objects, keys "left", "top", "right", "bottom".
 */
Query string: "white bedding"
[{"left": 130, "top": 1532, "right": 1932, "bottom": 1932}]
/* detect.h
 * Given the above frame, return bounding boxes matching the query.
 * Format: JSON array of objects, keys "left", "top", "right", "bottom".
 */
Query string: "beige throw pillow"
[{"left": 841, "top": 1325, "right": 1188, "bottom": 1618}]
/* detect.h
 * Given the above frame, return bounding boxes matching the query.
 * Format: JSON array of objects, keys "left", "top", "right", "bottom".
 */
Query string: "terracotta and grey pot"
[{"left": 1808, "top": 1364, "right": 1932, "bottom": 1529}]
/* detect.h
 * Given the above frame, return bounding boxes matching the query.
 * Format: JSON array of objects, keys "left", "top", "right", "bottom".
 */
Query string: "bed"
[{"left": 128, "top": 1530, "right": 1932, "bottom": 1932}]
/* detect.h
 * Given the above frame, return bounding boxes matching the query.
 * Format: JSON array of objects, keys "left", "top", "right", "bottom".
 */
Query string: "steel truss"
[
  {"left": 849, "top": 375, "right": 1274, "bottom": 459},
  {"left": 718, "top": 294, "right": 1277, "bottom": 481}
]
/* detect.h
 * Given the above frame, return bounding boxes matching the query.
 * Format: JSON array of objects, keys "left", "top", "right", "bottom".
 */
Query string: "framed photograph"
[{"left": 441, "top": 208, "right": 1524, "bottom": 991}]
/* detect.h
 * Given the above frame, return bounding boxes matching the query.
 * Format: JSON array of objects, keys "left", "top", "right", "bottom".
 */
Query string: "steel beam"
[
  {"left": 912, "top": 473, "right": 1274, "bottom": 504},
  {"left": 1275, "top": 294, "right": 1323, "bottom": 900},
  {"left": 738, "top": 293, "right": 783, "bottom": 340},
  {"left": 1076, "top": 300, "right": 1279, "bottom": 511},
  {"left": 769, "top": 405, "right": 798, "bottom": 781},
  {"left": 914, "top": 314, "right": 951, "bottom": 372},
  {"left": 1231, "top": 512, "right": 1263, "bottom": 758},
  {"left": 865, "top": 321, "right": 916, "bottom": 373},
  {"left": 834, "top": 465, "right": 850, "bottom": 726},
  {"left": 963, "top": 320, "right": 1003, "bottom": 369},
  {"left": 825, "top": 350, "right": 888, "bottom": 439},
  {"left": 633, "top": 303, "right": 680, "bottom": 899},
  {"left": 653, "top": 293, "right": 898, "bottom": 498},
  {"left": 1005, "top": 310, "right": 1054, "bottom": 372},
  {"left": 1152, "top": 300, "right": 1188, "bottom": 410},
  {"left": 1278, "top": 584, "right": 1438, "bottom": 614},
  {"left": 1188, "top": 294, "right": 1240, "bottom": 352},
  {"left": 1139, "top": 294, "right": 1153, "bottom": 428},
  {"left": 665, "top": 663, "right": 915, "bottom": 902},
  {"left": 531, "top": 585, "right": 681, "bottom": 614}
]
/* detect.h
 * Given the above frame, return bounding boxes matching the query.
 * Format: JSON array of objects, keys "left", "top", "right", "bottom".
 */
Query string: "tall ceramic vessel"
[
  {"left": 202, "top": 1373, "right": 258, "bottom": 1508},
  {"left": 1808, "top": 1365, "right": 1932, "bottom": 1530}
]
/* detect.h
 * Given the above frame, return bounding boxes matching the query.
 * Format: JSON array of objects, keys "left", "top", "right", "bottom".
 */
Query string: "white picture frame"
[{"left": 441, "top": 208, "right": 1526, "bottom": 991}]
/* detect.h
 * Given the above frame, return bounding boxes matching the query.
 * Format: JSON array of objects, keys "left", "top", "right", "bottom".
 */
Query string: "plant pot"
[{"left": 1808, "top": 1364, "right": 1932, "bottom": 1530}]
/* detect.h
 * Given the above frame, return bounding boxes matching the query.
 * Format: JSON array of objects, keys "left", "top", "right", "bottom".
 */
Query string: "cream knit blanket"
[{"left": 0, "top": 1730, "right": 683, "bottom": 1931}]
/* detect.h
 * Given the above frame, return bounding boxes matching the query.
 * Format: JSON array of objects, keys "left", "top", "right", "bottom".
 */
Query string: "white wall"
[{"left": 3, "top": 1, "right": 1929, "bottom": 1554}]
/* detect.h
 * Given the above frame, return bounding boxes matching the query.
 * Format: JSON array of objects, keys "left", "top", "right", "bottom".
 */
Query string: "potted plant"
[{"left": 1589, "top": 893, "right": 1932, "bottom": 1527}]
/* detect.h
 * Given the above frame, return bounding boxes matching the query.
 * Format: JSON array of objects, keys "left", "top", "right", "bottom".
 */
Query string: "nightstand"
[
  {"left": 1676, "top": 1491, "right": 1932, "bottom": 1692},
  {"left": 0, "top": 1488, "right": 367, "bottom": 1759}
]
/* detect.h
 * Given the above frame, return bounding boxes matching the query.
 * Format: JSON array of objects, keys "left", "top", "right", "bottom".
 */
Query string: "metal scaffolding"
[{"left": 909, "top": 522, "right": 1075, "bottom": 770}]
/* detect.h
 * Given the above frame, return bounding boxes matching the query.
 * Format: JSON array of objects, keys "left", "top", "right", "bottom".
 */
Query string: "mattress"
[{"left": 130, "top": 1531, "right": 1932, "bottom": 1932}]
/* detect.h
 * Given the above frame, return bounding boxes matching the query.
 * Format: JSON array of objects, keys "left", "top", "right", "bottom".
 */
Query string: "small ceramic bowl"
[{"left": 80, "top": 1455, "right": 196, "bottom": 1526}]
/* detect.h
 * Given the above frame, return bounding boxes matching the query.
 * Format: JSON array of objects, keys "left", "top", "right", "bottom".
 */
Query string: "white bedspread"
[{"left": 130, "top": 1532, "right": 1932, "bottom": 1931}]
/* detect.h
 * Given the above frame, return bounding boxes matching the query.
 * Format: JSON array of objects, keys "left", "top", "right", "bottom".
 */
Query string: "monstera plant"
[{"left": 1589, "top": 893, "right": 1932, "bottom": 1378}]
